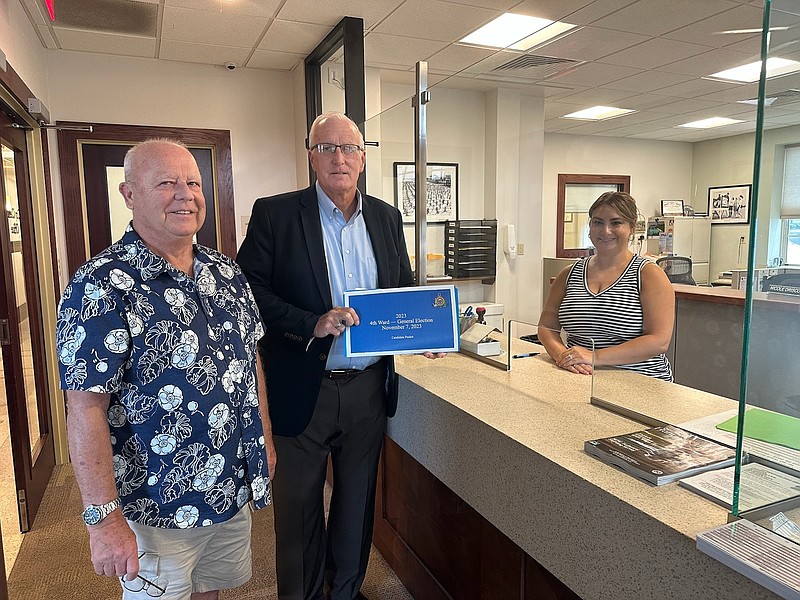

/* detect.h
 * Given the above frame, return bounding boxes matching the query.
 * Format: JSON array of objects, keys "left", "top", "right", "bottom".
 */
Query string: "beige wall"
[
  {"left": 542, "top": 133, "right": 695, "bottom": 259},
  {"left": 44, "top": 51, "right": 300, "bottom": 257},
  {"left": 0, "top": 0, "right": 50, "bottom": 104}
]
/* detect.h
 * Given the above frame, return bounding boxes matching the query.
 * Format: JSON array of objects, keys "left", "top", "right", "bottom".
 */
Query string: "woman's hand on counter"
[
  {"left": 422, "top": 352, "right": 447, "bottom": 359},
  {"left": 555, "top": 346, "right": 593, "bottom": 375}
]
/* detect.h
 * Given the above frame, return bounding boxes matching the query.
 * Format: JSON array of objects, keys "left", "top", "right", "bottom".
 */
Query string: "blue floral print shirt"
[{"left": 56, "top": 225, "right": 270, "bottom": 528}]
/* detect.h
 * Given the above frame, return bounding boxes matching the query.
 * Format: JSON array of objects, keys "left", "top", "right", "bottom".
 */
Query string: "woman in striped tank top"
[{"left": 538, "top": 191, "right": 675, "bottom": 381}]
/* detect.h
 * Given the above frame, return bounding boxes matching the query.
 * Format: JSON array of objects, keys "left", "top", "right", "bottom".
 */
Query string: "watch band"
[{"left": 82, "top": 497, "right": 121, "bottom": 526}]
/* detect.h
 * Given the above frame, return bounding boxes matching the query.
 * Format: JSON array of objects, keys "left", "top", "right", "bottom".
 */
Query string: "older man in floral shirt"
[{"left": 56, "top": 139, "right": 275, "bottom": 600}]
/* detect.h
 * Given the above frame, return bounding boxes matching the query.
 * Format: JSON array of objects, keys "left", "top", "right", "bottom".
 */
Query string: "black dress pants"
[{"left": 272, "top": 365, "right": 386, "bottom": 600}]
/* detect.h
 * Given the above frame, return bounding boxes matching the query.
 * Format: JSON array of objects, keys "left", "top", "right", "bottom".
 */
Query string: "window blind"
[{"left": 782, "top": 145, "right": 800, "bottom": 218}]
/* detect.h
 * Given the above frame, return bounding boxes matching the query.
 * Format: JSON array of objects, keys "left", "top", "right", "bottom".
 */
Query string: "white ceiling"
[{"left": 16, "top": 0, "right": 800, "bottom": 142}]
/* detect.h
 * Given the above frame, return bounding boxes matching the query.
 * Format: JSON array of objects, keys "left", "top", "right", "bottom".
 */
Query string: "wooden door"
[
  {"left": 0, "top": 112, "right": 56, "bottom": 534},
  {"left": 57, "top": 123, "right": 236, "bottom": 276}
]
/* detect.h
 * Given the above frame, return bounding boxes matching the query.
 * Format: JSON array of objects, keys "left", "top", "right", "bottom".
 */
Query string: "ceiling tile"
[
  {"left": 663, "top": 4, "right": 763, "bottom": 48},
  {"left": 545, "top": 62, "right": 641, "bottom": 87},
  {"left": 510, "top": 0, "right": 633, "bottom": 25},
  {"left": 365, "top": 32, "right": 449, "bottom": 68},
  {"left": 630, "top": 128, "right": 689, "bottom": 140},
  {"left": 162, "top": 5, "right": 268, "bottom": 47},
  {"left": 649, "top": 77, "right": 741, "bottom": 99},
  {"left": 166, "top": 0, "right": 283, "bottom": 18},
  {"left": 258, "top": 20, "right": 332, "bottom": 55},
  {"left": 533, "top": 26, "right": 650, "bottom": 62},
  {"left": 604, "top": 70, "right": 694, "bottom": 93},
  {"left": 276, "top": 0, "right": 404, "bottom": 29},
  {"left": 554, "top": 87, "right": 634, "bottom": 106},
  {"left": 719, "top": 34, "right": 761, "bottom": 57},
  {"left": 618, "top": 93, "right": 695, "bottom": 111},
  {"left": 425, "top": 44, "right": 498, "bottom": 74},
  {"left": 598, "top": 122, "right": 670, "bottom": 136},
  {"left": 649, "top": 97, "right": 726, "bottom": 115},
  {"left": 599, "top": 38, "right": 714, "bottom": 70},
  {"left": 655, "top": 47, "right": 753, "bottom": 77},
  {"left": 695, "top": 83, "right": 759, "bottom": 103},
  {"left": 446, "top": 0, "right": 520, "bottom": 10},
  {"left": 53, "top": 0, "right": 158, "bottom": 36},
  {"left": 53, "top": 28, "right": 156, "bottom": 57},
  {"left": 373, "top": 0, "right": 500, "bottom": 43},
  {"left": 159, "top": 40, "right": 250, "bottom": 66},
  {"left": 247, "top": 49, "right": 306, "bottom": 70},
  {"left": 592, "top": 0, "right": 741, "bottom": 37}
]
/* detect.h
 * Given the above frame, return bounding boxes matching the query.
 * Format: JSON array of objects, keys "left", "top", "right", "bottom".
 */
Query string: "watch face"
[{"left": 83, "top": 506, "right": 102, "bottom": 525}]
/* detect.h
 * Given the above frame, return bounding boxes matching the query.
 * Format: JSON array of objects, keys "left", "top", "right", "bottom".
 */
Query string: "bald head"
[
  {"left": 123, "top": 138, "right": 190, "bottom": 184},
  {"left": 308, "top": 112, "right": 364, "bottom": 148}
]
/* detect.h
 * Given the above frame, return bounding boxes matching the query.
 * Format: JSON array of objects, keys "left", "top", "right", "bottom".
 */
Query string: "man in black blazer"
[{"left": 238, "top": 113, "right": 436, "bottom": 600}]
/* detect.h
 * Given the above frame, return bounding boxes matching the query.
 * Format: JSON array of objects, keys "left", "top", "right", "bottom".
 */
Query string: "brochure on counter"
[
  {"left": 584, "top": 424, "right": 736, "bottom": 486},
  {"left": 697, "top": 519, "right": 800, "bottom": 599},
  {"left": 679, "top": 463, "right": 800, "bottom": 511},
  {"left": 678, "top": 409, "right": 800, "bottom": 474}
]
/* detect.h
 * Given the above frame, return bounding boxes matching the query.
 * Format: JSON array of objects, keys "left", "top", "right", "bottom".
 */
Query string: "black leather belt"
[{"left": 324, "top": 361, "right": 382, "bottom": 381}]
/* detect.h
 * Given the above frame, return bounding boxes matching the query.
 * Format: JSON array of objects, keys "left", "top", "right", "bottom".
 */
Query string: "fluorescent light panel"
[
  {"left": 738, "top": 97, "right": 777, "bottom": 106},
  {"left": 709, "top": 57, "right": 800, "bottom": 83},
  {"left": 561, "top": 106, "right": 636, "bottom": 120},
  {"left": 459, "top": 13, "right": 575, "bottom": 50},
  {"left": 677, "top": 117, "right": 744, "bottom": 129}
]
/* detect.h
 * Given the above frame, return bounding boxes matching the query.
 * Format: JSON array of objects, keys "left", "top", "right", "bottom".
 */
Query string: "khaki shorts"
[{"left": 123, "top": 505, "right": 253, "bottom": 599}]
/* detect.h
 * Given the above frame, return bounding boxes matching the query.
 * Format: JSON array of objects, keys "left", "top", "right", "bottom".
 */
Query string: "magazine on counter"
[
  {"left": 584, "top": 424, "right": 736, "bottom": 485},
  {"left": 679, "top": 463, "right": 800, "bottom": 511}
]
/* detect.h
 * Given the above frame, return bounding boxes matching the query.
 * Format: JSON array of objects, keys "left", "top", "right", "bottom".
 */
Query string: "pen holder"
[{"left": 460, "top": 315, "right": 477, "bottom": 334}]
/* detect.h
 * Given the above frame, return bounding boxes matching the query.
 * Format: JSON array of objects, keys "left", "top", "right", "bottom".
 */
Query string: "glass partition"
[
  {"left": 456, "top": 319, "right": 563, "bottom": 371},
  {"left": 733, "top": 0, "right": 800, "bottom": 543},
  {"left": 357, "top": 0, "right": 797, "bottom": 556}
]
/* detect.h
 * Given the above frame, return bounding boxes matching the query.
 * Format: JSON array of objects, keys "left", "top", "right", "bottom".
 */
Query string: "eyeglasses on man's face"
[
  {"left": 311, "top": 143, "right": 364, "bottom": 155},
  {"left": 120, "top": 553, "right": 169, "bottom": 597}
]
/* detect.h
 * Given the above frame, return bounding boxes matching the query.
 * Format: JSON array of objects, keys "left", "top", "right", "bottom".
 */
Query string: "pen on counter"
[{"left": 512, "top": 352, "right": 540, "bottom": 359}]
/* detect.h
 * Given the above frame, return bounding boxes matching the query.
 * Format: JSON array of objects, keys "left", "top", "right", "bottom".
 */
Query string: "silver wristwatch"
[{"left": 82, "top": 498, "right": 121, "bottom": 526}]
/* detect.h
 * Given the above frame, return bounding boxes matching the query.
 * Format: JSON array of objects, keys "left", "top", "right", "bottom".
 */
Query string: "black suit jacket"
[{"left": 237, "top": 186, "right": 413, "bottom": 437}]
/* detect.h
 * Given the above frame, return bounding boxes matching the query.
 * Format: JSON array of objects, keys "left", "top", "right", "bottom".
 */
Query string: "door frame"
[
  {"left": 57, "top": 123, "right": 236, "bottom": 276},
  {"left": 0, "top": 112, "right": 56, "bottom": 533}
]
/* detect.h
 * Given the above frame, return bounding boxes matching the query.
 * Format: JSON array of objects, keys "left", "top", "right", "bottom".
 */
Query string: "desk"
[{"left": 374, "top": 354, "right": 779, "bottom": 599}]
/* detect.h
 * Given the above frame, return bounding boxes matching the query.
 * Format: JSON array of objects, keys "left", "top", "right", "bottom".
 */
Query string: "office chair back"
[{"left": 656, "top": 256, "right": 696, "bottom": 285}]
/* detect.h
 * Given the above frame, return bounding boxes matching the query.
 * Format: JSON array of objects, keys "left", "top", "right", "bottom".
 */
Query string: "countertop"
[{"left": 389, "top": 351, "right": 778, "bottom": 599}]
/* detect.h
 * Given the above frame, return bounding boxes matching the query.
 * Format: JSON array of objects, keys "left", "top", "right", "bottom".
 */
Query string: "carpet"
[{"left": 7, "top": 465, "right": 412, "bottom": 600}]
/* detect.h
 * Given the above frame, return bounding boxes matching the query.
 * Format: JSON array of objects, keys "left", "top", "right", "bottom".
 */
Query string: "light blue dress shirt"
[{"left": 316, "top": 182, "right": 378, "bottom": 370}]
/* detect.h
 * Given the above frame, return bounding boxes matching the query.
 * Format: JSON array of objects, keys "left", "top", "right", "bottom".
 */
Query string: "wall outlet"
[{"left": 517, "top": 242, "right": 525, "bottom": 256}]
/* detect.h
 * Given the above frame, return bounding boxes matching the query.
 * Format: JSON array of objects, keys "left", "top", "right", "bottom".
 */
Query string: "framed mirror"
[{"left": 557, "top": 173, "right": 631, "bottom": 258}]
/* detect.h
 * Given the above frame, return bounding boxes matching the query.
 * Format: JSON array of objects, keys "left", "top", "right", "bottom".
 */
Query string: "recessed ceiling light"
[
  {"left": 708, "top": 57, "right": 800, "bottom": 83},
  {"left": 738, "top": 97, "right": 777, "bottom": 106},
  {"left": 677, "top": 117, "right": 744, "bottom": 129},
  {"left": 459, "top": 13, "right": 575, "bottom": 50},
  {"left": 716, "top": 27, "right": 788, "bottom": 34},
  {"left": 561, "top": 106, "right": 636, "bottom": 120}
]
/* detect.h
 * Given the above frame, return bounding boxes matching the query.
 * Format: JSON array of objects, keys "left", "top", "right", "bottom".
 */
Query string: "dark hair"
[{"left": 588, "top": 191, "right": 638, "bottom": 227}]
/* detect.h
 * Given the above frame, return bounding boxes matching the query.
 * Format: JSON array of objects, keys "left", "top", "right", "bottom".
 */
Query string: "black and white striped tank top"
[{"left": 558, "top": 255, "right": 673, "bottom": 381}]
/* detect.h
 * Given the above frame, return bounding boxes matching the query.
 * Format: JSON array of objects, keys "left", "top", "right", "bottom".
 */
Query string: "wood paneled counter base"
[{"left": 373, "top": 352, "right": 780, "bottom": 600}]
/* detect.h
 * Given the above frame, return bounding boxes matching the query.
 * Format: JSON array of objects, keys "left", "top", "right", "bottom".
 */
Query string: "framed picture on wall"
[
  {"left": 661, "top": 199, "right": 685, "bottom": 217},
  {"left": 393, "top": 162, "right": 458, "bottom": 224},
  {"left": 708, "top": 184, "right": 751, "bottom": 225}
]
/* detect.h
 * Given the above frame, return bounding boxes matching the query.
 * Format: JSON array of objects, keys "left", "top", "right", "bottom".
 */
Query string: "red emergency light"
[{"left": 45, "top": 0, "right": 55, "bottom": 21}]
